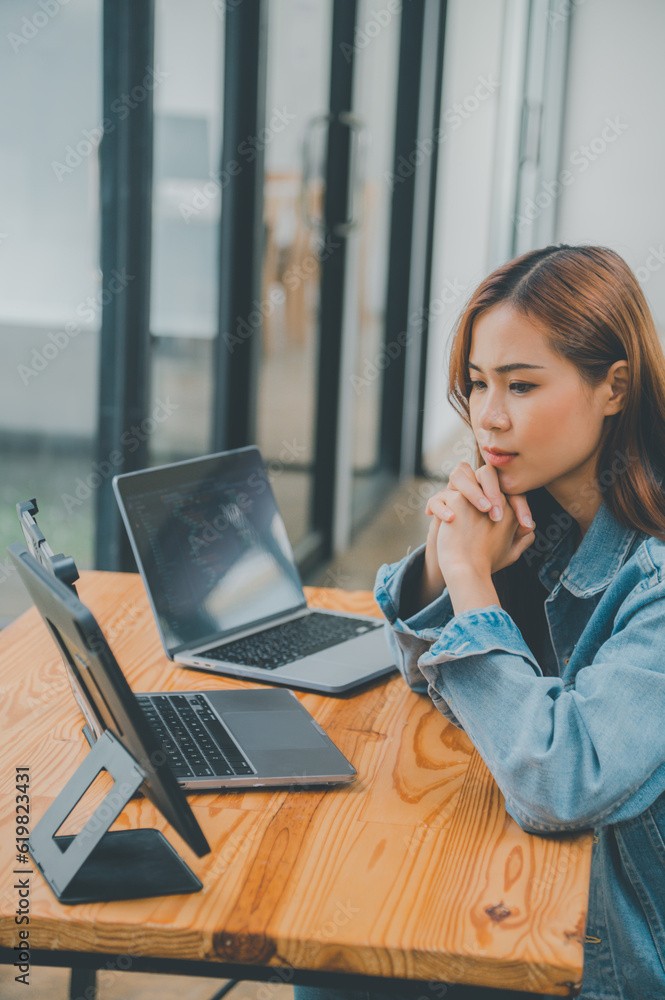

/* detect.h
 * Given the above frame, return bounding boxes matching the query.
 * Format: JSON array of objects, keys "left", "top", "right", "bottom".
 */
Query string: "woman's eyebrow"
[{"left": 468, "top": 361, "right": 546, "bottom": 374}]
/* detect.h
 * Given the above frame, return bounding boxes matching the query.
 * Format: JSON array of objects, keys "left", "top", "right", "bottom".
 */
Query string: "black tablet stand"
[{"left": 28, "top": 730, "right": 202, "bottom": 905}]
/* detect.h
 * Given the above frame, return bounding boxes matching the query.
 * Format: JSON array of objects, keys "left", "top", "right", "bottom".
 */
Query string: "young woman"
[{"left": 297, "top": 245, "right": 665, "bottom": 1000}]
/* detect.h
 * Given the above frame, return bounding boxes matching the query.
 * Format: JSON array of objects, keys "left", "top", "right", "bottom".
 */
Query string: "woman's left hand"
[{"left": 432, "top": 487, "right": 536, "bottom": 579}]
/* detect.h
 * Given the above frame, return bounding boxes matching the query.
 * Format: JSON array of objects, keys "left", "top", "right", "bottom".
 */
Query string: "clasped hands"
[{"left": 421, "top": 462, "right": 537, "bottom": 607}]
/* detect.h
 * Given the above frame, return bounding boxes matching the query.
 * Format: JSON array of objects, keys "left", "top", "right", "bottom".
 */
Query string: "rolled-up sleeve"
[{"left": 418, "top": 583, "right": 665, "bottom": 833}]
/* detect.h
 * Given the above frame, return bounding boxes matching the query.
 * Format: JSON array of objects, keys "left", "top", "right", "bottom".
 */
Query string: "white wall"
[
  {"left": 421, "top": 0, "right": 505, "bottom": 467},
  {"left": 422, "top": 0, "right": 665, "bottom": 468},
  {"left": 555, "top": 0, "right": 665, "bottom": 333}
]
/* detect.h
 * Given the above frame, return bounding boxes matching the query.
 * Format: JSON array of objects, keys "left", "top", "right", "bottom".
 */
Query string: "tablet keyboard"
[
  {"left": 137, "top": 693, "right": 253, "bottom": 779},
  {"left": 201, "top": 611, "right": 383, "bottom": 670}
]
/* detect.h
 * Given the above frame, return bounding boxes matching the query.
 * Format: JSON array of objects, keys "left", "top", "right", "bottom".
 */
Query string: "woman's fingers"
[
  {"left": 513, "top": 528, "right": 536, "bottom": 558},
  {"left": 426, "top": 461, "right": 535, "bottom": 530},
  {"left": 506, "top": 493, "right": 535, "bottom": 530},
  {"left": 447, "top": 462, "right": 495, "bottom": 515},
  {"left": 475, "top": 464, "right": 535, "bottom": 529},
  {"left": 426, "top": 496, "right": 454, "bottom": 521},
  {"left": 473, "top": 464, "right": 507, "bottom": 521}
]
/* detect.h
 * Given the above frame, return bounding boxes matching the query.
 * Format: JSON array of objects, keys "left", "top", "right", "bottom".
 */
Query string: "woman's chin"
[
  {"left": 496, "top": 468, "right": 532, "bottom": 495},
  {"left": 489, "top": 457, "right": 539, "bottom": 495}
]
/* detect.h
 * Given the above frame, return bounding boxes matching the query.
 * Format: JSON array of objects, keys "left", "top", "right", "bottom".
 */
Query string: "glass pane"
[
  {"left": 349, "top": 0, "right": 401, "bottom": 523},
  {"left": 256, "top": 0, "right": 333, "bottom": 550},
  {"left": 0, "top": 1, "right": 102, "bottom": 625},
  {"left": 148, "top": 0, "right": 224, "bottom": 465}
]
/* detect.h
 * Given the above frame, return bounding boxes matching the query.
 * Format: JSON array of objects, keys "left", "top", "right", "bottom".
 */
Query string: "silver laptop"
[
  {"left": 13, "top": 505, "right": 357, "bottom": 792},
  {"left": 112, "top": 447, "right": 396, "bottom": 694},
  {"left": 133, "top": 686, "right": 357, "bottom": 791}
]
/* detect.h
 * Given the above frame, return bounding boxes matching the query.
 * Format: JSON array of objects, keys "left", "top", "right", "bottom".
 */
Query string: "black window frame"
[{"left": 95, "top": 0, "right": 446, "bottom": 573}]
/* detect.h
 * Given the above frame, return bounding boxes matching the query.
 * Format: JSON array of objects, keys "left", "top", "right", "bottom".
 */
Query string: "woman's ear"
[{"left": 604, "top": 361, "right": 629, "bottom": 415}]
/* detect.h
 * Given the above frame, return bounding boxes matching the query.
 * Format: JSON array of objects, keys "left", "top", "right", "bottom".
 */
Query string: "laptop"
[
  {"left": 11, "top": 508, "right": 357, "bottom": 792},
  {"left": 112, "top": 446, "right": 396, "bottom": 693}
]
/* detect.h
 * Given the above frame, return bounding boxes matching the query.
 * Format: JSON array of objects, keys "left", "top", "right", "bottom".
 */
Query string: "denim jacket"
[{"left": 374, "top": 486, "right": 665, "bottom": 1000}]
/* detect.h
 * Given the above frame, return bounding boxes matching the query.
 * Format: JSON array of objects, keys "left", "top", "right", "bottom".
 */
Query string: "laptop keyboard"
[
  {"left": 201, "top": 611, "right": 383, "bottom": 670},
  {"left": 137, "top": 693, "right": 253, "bottom": 779}
]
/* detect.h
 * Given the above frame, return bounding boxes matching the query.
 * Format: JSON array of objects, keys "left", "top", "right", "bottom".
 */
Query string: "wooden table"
[{"left": 0, "top": 571, "right": 592, "bottom": 996}]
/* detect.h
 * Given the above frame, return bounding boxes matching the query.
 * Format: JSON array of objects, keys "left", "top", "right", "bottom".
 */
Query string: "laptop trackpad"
[{"left": 222, "top": 710, "right": 329, "bottom": 751}]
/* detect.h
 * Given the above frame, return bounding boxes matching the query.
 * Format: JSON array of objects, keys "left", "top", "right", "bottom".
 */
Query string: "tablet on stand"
[{"left": 8, "top": 542, "right": 210, "bottom": 905}]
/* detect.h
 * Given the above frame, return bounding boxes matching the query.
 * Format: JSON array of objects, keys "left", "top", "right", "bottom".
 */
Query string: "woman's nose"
[{"left": 479, "top": 397, "right": 510, "bottom": 430}]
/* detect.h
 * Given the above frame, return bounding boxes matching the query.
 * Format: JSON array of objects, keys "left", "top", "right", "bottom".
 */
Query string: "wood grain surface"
[{"left": 0, "top": 571, "right": 592, "bottom": 994}]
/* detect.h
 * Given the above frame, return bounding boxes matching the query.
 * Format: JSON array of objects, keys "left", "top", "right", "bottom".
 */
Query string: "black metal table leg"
[{"left": 69, "top": 966, "right": 97, "bottom": 1000}]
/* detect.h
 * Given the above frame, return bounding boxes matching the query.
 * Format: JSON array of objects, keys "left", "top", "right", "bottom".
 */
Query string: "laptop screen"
[{"left": 113, "top": 448, "right": 306, "bottom": 654}]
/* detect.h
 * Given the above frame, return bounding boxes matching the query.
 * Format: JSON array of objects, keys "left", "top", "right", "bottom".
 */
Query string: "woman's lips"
[{"left": 484, "top": 449, "right": 517, "bottom": 467}]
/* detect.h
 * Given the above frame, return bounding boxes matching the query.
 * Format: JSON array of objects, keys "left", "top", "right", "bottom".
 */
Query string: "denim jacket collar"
[
  {"left": 525, "top": 485, "right": 641, "bottom": 599},
  {"left": 558, "top": 499, "right": 639, "bottom": 598}
]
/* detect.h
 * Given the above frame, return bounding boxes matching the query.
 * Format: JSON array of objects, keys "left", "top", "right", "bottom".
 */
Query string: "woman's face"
[{"left": 467, "top": 302, "right": 619, "bottom": 512}]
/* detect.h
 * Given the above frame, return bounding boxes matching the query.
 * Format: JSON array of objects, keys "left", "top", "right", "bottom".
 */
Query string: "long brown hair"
[
  {"left": 448, "top": 244, "right": 665, "bottom": 541},
  {"left": 446, "top": 245, "right": 665, "bottom": 665}
]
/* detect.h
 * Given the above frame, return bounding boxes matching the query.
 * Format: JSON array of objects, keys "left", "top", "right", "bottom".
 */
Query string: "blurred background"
[
  {"left": 1, "top": 2, "right": 665, "bottom": 998},
  {"left": 1, "top": 0, "right": 664, "bottom": 633}
]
